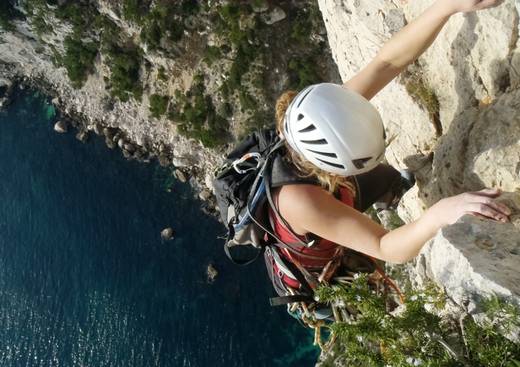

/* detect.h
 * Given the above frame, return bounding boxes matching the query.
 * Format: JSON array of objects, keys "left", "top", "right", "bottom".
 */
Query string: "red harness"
[{"left": 268, "top": 186, "right": 355, "bottom": 289}]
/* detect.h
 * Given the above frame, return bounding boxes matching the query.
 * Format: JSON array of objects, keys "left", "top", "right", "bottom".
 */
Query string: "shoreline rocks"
[{"left": 0, "top": 77, "right": 15, "bottom": 109}]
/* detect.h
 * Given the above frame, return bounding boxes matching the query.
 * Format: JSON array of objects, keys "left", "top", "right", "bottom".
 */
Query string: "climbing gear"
[
  {"left": 213, "top": 128, "right": 403, "bottom": 350},
  {"left": 283, "top": 83, "right": 386, "bottom": 176}
]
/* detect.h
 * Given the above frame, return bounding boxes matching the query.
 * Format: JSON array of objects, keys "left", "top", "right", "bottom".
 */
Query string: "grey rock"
[
  {"left": 133, "top": 149, "right": 145, "bottom": 161},
  {"left": 0, "top": 78, "right": 12, "bottom": 98},
  {"left": 158, "top": 154, "right": 170, "bottom": 167},
  {"left": 75, "top": 130, "right": 89, "bottom": 143},
  {"left": 123, "top": 143, "right": 136, "bottom": 153},
  {"left": 416, "top": 202, "right": 520, "bottom": 310},
  {"left": 53, "top": 120, "right": 68, "bottom": 133},
  {"left": 117, "top": 138, "right": 125, "bottom": 149},
  {"left": 261, "top": 7, "right": 286, "bottom": 25},
  {"left": 93, "top": 123, "right": 103, "bottom": 136},
  {"left": 171, "top": 156, "right": 193, "bottom": 168},
  {"left": 161, "top": 227, "right": 174, "bottom": 241},
  {"left": 174, "top": 169, "right": 188, "bottom": 183},
  {"left": 199, "top": 189, "right": 212, "bottom": 201},
  {"left": 105, "top": 137, "right": 116, "bottom": 149},
  {"left": 206, "top": 263, "right": 218, "bottom": 283},
  {"left": 103, "top": 127, "right": 116, "bottom": 140},
  {"left": 122, "top": 149, "right": 132, "bottom": 159}
]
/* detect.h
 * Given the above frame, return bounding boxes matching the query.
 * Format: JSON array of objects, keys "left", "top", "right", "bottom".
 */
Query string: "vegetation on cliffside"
[
  {"left": 0, "top": 1, "right": 23, "bottom": 31},
  {"left": 316, "top": 275, "right": 520, "bottom": 367},
  {"left": 12, "top": 0, "right": 338, "bottom": 148}
]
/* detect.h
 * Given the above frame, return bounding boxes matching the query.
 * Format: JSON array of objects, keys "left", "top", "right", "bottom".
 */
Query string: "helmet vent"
[
  {"left": 300, "top": 138, "right": 328, "bottom": 145},
  {"left": 297, "top": 87, "right": 314, "bottom": 108},
  {"left": 352, "top": 157, "right": 372, "bottom": 169},
  {"left": 297, "top": 114, "right": 305, "bottom": 121},
  {"left": 298, "top": 124, "right": 316, "bottom": 133},
  {"left": 316, "top": 158, "right": 345, "bottom": 169},
  {"left": 306, "top": 148, "right": 337, "bottom": 158}
]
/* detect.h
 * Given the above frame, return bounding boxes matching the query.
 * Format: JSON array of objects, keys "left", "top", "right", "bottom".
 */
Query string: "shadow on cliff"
[{"left": 406, "top": 12, "right": 520, "bottom": 208}]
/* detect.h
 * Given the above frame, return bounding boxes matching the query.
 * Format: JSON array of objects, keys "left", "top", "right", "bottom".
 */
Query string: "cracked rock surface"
[{"left": 319, "top": 0, "right": 520, "bottom": 314}]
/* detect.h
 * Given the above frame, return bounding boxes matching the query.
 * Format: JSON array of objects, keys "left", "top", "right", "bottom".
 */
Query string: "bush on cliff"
[
  {"left": 62, "top": 36, "right": 98, "bottom": 89},
  {"left": 106, "top": 46, "right": 143, "bottom": 102},
  {"left": 316, "top": 275, "right": 520, "bottom": 367},
  {"left": 0, "top": 1, "right": 21, "bottom": 31},
  {"left": 122, "top": 0, "right": 152, "bottom": 25},
  {"left": 149, "top": 94, "right": 169, "bottom": 118},
  {"left": 170, "top": 78, "right": 229, "bottom": 148}
]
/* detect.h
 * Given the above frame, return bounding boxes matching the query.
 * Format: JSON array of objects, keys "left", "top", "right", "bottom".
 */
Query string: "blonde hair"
[{"left": 275, "top": 90, "right": 356, "bottom": 196}]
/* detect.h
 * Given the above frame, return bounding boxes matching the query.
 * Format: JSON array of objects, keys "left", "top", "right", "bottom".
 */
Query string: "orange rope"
[{"left": 369, "top": 257, "right": 406, "bottom": 304}]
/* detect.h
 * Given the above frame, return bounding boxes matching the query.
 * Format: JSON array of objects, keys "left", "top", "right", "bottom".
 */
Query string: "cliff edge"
[{"left": 319, "top": 0, "right": 520, "bottom": 322}]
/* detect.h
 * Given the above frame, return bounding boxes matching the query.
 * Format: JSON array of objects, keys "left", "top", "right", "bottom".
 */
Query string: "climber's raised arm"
[{"left": 344, "top": 0, "right": 503, "bottom": 100}]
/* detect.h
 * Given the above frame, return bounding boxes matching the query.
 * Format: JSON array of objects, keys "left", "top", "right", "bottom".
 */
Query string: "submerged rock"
[
  {"left": 53, "top": 120, "right": 68, "bottom": 133},
  {"left": 206, "top": 263, "right": 218, "bottom": 283},
  {"left": 75, "top": 130, "right": 89, "bottom": 143},
  {"left": 160, "top": 227, "right": 174, "bottom": 241},
  {"left": 0, "top": 78, "right": 14, "bottom": 109}
]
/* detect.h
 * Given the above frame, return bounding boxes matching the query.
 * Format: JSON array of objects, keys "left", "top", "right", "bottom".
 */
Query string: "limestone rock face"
[
  {"left": 319, "top": 0, "right": 520, "bottom": 309},
  {"left": 417, "top": 210, "right": 520, "bottom": 310}
]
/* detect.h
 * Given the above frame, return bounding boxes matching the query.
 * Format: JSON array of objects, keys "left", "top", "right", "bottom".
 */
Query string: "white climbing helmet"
[{"left": 283, "top": 83, "right": 385, "bottom": 176}]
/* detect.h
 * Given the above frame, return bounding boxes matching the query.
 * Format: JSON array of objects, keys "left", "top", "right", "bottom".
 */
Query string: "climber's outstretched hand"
[
  {"left": 439, "top": 0, "right": 504, "bottom": 14},
  {"left": 431, "top": 188, "right": 511, "bottom": 225}
]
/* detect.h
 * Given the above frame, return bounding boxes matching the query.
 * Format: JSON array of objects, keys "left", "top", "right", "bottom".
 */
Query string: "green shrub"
[
  {"left": 157, "top": 66, "right": 168, "bottom": 81},
  {"left": 0, "top": 1, "right": 22, "bottom": 31},
  {"left": 106, "top": 46, "right": 143, "bottom": 102},
  {"left": 122, "top": 0, "right": 151, "bottom": 24},
  {"left": 203, "top": 46, "right": 222, "bottom": 66},
  {"left": 23, "top": 0, "right": 55, "bottom": 36},
  {"left": 238, "top": 90, "right": 257, "bottom": 112},
  {"left": 62, "top": 36, "right": 98, "bottom": 88},
  {"left": 180, "top": 0, "right": 199, "bottom": 16},
  {"left": 149, "top": 94, "right": 169, "bottom": 118},
  {"left": 288, "top": 58, "right": 321, "bottom": 90},
  {"left": 139, "top": 2, "right": 187, "bottom": 50},
  {"left": 96, "top": 16, "right": 120, "bottom": 51},
  {"left": 172, "top": 80, "right": 229, "bottom": 147},
  {"left": 315, "top": 276, "right": 520, "bottom": 366},
  {"left": 140, "top": 18, "right": 162, "bottom": 50},
  {"left": 55, "top": 2, "right": 97, "bottom": 36}
]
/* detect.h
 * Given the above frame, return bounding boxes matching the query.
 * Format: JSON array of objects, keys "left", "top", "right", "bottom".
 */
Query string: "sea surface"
[{"left": 0, "top": 90, "right": 319, "bottom": 367}]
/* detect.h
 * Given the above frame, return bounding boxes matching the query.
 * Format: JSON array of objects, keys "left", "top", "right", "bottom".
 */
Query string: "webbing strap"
[
  {"left": 270, "top": 245, "right": 314, "bottom": 294},
  {"left": 269, "top": 295, "right": 314, "bottom": 307},
  {"left": 223, "top": 242, "right": 263, "bottom": 266}
]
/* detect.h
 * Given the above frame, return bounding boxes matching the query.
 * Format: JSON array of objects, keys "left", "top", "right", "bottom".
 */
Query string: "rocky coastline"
[{"left": 0, "top": 65, "right": 220, "bottom": 217}]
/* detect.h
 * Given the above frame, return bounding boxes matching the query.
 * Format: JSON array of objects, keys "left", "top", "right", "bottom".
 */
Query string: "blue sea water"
[{"left": 0, "top": 91, "right": 319, "bottom": 367}]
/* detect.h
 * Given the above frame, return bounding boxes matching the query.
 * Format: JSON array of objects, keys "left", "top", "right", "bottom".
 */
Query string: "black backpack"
[{"left": 213, "top": 128, "right": 314, "bottom": 264}]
